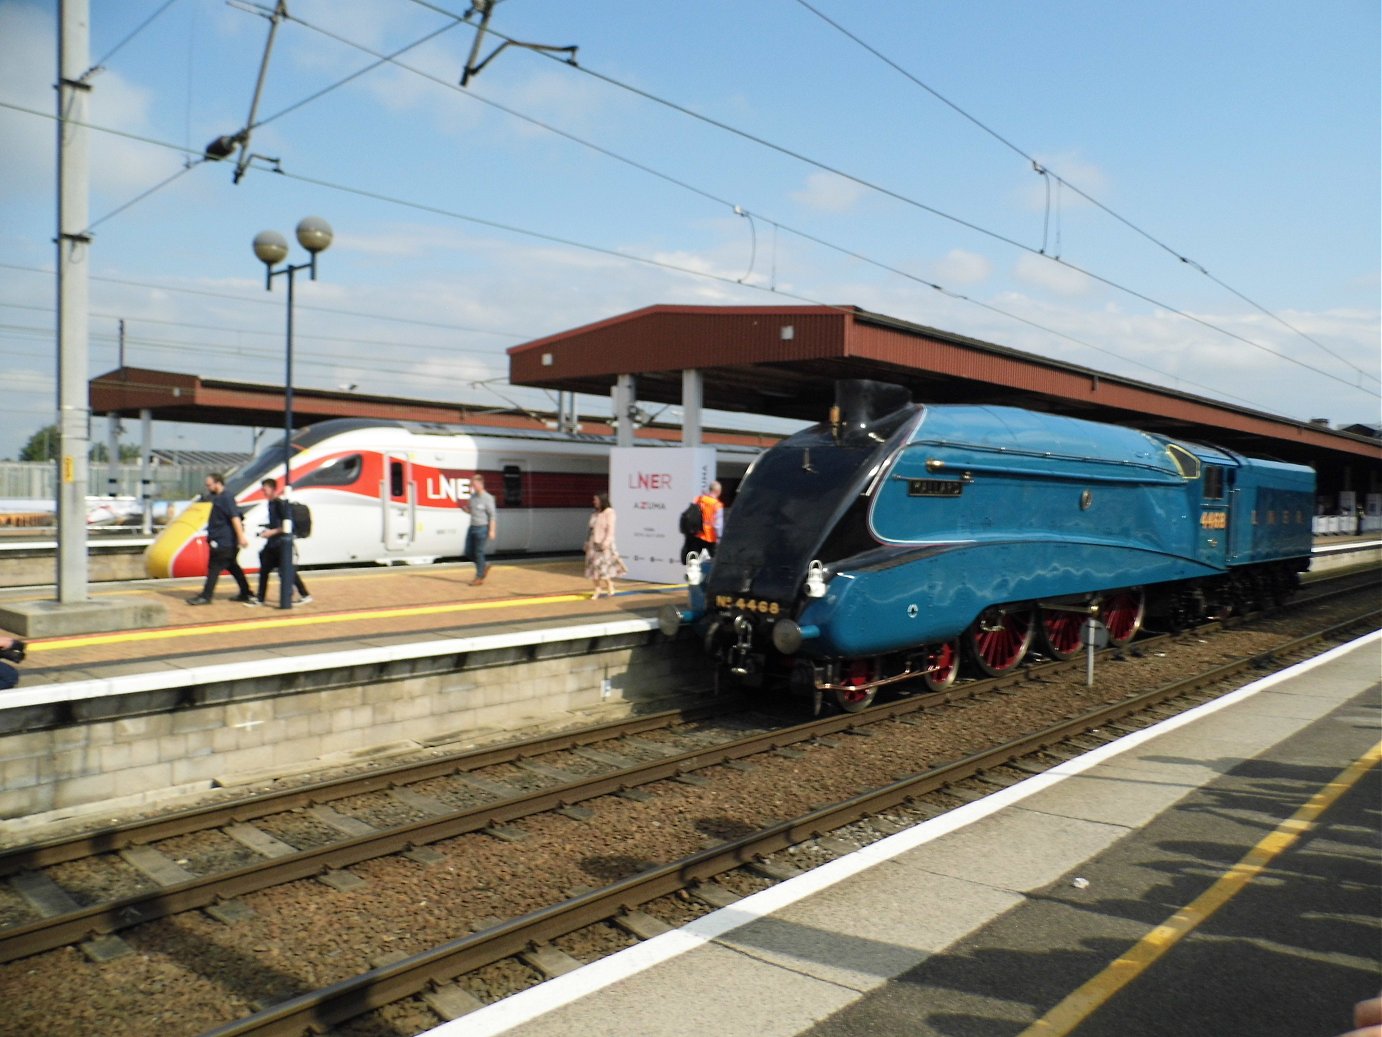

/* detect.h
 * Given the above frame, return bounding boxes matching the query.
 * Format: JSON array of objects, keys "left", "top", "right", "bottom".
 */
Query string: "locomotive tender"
[{"left": 666, "top": 380, "right": 1315, "bottom": 712}]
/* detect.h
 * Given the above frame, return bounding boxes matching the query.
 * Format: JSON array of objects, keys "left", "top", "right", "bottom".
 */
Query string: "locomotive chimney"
[{"left": 833, "top": 380, "right": 912, "bottom": 437}]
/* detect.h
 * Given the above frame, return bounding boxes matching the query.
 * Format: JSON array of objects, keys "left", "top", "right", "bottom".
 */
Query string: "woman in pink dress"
[{"left": 584, "top": 493, "right": 627, "bottom": 598}]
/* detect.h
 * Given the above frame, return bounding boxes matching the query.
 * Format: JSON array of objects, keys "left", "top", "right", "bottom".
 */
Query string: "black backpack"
[
  {"left": 678, "top": 501, "right": 703, "bottom": 538},
  {"left": 288, "top": 500, "right": 312, "bottom": 538}
]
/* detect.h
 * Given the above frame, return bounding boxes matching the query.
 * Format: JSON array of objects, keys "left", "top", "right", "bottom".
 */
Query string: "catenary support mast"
[{"left": 56, "top": 0, "right": 91, "bottom": 601}]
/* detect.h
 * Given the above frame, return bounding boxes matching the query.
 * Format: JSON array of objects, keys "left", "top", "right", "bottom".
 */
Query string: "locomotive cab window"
[
  {"left": 1202, "top": 465, "right": 1225, "bottom": 500},
  {"left": 390, "top": 460, "right": 406, "bottom": 498},
  {"left": 294, "top": 453, "right": 362, "bottom": 489},
  {"left": 1165, "top": 443, "right": 1200, "bottom": 480}
]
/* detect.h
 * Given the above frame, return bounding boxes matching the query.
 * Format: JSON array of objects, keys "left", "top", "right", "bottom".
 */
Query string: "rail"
[{"left": 198, "top": 609, "right": 1381, "bottom": 1037}]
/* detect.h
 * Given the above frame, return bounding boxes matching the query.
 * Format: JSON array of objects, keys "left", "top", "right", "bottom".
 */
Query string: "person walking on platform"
[
  {"left": 585, "top": 493, "right": 627, "bottom": 599},
  {"left": 683, "top": 481, "right": 724, "bottom": 559},
  {"left": 189, "top": 473, "right": 255, "bottom": 605},
  {"left": 465, "top": 472, "right": 497, "bottom": 586},
  {"left": 252, "top": 478, "right": 311, "bottom": 608}
]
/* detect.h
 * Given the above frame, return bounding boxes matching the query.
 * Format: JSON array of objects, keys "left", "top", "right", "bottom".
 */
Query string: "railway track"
[
  {"left": 0, "top": 575, "right": 1372, "bottom": 969},
  {"left": 195, "top": 607, "right": 1381, "bottom": 1037},
  {"left": 0, "top": 577, "right": 1375, "bottom": 1037}
]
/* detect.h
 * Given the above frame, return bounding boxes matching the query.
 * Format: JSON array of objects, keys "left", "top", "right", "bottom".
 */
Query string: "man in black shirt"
[
  {"left": 252, "top": 478, "right": 311, "bottom": 608},
  {"left": 188, "top": 472, "right": 256, "bottom": 605}
]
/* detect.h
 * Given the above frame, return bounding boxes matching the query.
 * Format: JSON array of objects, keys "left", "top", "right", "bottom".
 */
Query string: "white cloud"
[
  {"left": 0, "top": 5, "right": 184, "bottom": 217},
  {"left": 791, "top": 171, "right": 866, "bottom": 213},
  {"left": 931, "top": 249, "right": 991, "bottom": 286},
  {"left": 1013, "top": 253, "right": 1094, "bottom": 296},
  {"left": 0, "top": 3, "right": 55, "bottom": 195}
]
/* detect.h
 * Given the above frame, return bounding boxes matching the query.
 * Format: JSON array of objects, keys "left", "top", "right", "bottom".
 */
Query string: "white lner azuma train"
[{"left": 146, "top": 418, "right": 754, "bottom": 579}]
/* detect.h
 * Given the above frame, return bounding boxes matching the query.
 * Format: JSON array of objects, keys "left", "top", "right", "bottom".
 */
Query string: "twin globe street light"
[{"left": 252, "top": 216, "right": 332, "bottom": 610}]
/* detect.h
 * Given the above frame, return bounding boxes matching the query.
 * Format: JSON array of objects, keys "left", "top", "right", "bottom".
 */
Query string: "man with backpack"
[
  {"left": 250, "top": 477, "right": 312, "bottom": 608},
  {"left": 679, "top": 481, "right": 724, "bottom": 561}
]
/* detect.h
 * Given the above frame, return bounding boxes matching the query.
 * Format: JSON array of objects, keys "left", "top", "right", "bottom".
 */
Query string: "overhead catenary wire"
[
  {"left": 1, "top": 78, "right": 1373, "bottom": 413},
  {"left": 251, "top": 16, "right": 467, "bottom": 131},
  {"left": 234, "top": 12, "right": 1379, "bottom": 404},
  {"left": 0, "top": 261, "right": 528, "bottom": 339},
  {"left": 0, "top": 321, "right": 514, "bottom": 389},
  {"left": 87, "top": 161, "right": 204, "bottom": 232},
  {"left": 489, "top": 30, "right": 1379, "bottom": 396},
  {"left": 88, "top": 0, "right": 185, "bottom": 74},
  {"left": 2, "top": 32, "right": 1382, "bottom": 420},
  {"left": 789, "top": 0, "right": 1376, "bottom": 386},
  {"left": 0, "top": 301, "right": 519, "bottom": 358},
  {"left": 18, "top": 6, "right": 1378, "bottom": 424}
]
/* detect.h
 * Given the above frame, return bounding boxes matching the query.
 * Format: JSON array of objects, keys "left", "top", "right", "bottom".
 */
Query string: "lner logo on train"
[{"left": 423, "top": 474, "right": 477, "bottom": 502}]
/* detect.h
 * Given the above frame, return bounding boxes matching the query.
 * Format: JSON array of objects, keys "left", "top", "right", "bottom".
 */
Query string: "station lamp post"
[{"left": 252, "top": 216, "right": 332, "bottom": 610}]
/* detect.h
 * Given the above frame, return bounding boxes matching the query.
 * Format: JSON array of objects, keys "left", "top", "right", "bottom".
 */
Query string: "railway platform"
[
  {"left": 0, "top": 556, "right": 677, "bottom": 687},
  {"left": 433, "top": 630, "right": 1382, "bottom": 1037},
  {"left": 0, "top": 559, "right": 706, "bottom": 829},
  {"left": 0, "top": 537, "right": 1374, "bottom": 681},
  {"left": 0, "top": 540, "right": 1376, "bottom": 841}
]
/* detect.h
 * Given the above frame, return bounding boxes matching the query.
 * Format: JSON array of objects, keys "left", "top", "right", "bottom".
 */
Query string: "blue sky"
[{"left": 1, "top": 0, "right": 1378, "bottom": 463}]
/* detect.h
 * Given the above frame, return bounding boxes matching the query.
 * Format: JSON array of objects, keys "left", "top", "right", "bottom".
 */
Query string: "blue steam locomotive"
[{"left": 662, "top": 381, "right": 1315, "bottom": 712}]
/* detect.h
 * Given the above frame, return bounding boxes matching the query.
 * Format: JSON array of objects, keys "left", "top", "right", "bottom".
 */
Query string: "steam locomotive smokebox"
[{"left": 834, "top": 379, "right": 912, "bottom": 432}]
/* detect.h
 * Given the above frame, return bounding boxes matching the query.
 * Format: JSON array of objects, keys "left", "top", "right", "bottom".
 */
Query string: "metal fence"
[{"left": 0, "top": 462, "right": 204, "bottom": 503}]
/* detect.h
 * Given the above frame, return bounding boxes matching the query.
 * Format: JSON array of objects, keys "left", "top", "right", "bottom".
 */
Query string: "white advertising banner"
[{"left": 611, "top": 446, "right": 717, "bottom": 584}]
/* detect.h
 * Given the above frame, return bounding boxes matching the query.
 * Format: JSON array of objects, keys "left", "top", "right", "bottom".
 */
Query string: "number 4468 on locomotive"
[{"left": 660, "top": 380, "right": 1314, "bottom": 714}]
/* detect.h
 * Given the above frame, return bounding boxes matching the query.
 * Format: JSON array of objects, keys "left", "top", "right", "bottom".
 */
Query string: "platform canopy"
[
  {"left": 86, "top": 366, "right": 775, "bottom": 448},
  {"left": 507, "top": 304, "right": 1381, "bottom": 471},
  {"left": 89, "top": 367, "right": 514, "bottom": 428}
]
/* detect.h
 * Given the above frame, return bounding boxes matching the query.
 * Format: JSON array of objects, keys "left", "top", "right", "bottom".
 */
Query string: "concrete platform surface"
[
  {"left": 0, "top": 558, "right": 678, "bottom": 691},
  {"left": 433, "top": 631, "right": 1381, "bottom": 1037},
  {"left": 0, "top": 537, "right": 1373, "bottom": 690}
]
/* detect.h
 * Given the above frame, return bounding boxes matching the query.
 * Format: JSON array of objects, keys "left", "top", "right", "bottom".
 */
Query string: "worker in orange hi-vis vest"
[{"left": 694, "top": 481, "right": 724, "bottom": 556}]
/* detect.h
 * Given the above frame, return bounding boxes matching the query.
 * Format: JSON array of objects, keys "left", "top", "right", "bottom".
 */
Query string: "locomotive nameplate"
[
  {"left": 715, "top": 595, "right": 783, "bottom": 616},
  {"left": 907, "top": 478, "right": 964, "bottom": 497}
]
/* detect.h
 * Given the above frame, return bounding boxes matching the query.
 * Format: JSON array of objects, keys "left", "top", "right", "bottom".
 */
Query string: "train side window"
[
  {"left": 390, "top": 461, "right": 405, "bottom": 498},
  {"left": 502, "top": 465, "right": 523, "bottom": 507},
  {"left": 1165, "top": 444, "right": 1200, "bottom": 479},
  {"left": 1203, "top": 466, "right": 1225, "bottom": 500},
  {"left": 294, "top": 454, "right": 362, "bottom": 488}
]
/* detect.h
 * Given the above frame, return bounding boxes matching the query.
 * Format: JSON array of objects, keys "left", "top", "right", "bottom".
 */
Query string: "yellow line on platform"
[
  {"left": 27, "top": 585, "right": 683, "bottom": 653},
  {"left": 1018, "top": 740, "right": 1382, "bottom": 1036}
]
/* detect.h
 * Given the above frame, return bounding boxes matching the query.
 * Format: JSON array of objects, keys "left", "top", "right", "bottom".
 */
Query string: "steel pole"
[
  {"left": 56, "top": 0, "right": 90, "bottom": 601},
  {"left": 279, "top": 265, "right": 295, "bottom": 610}
]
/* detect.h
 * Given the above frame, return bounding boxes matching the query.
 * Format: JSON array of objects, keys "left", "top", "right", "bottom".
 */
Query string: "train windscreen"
[
  {"left": 709, "top": 406, "right": 918, "bottom": 603},
  {"left": 223, "top": 436, "right": 304, "bottom": 498}
]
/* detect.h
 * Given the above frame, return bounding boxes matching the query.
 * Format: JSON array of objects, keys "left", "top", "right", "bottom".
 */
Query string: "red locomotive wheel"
[
  {"left": 965, "top": 605, "right": 1035, "bottom": 676},
  {"left": 921, "top": 640, "right": 960, "bottom": 691},
  {"left": 1036, "top": 607, "right": 1083, "bottom": 661},
  {"left": 834, "top": 659, "right": 878, "bottom": 713},
  {"left": 1099, "top": 588, "right": 1145, "bottom": 646}
]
